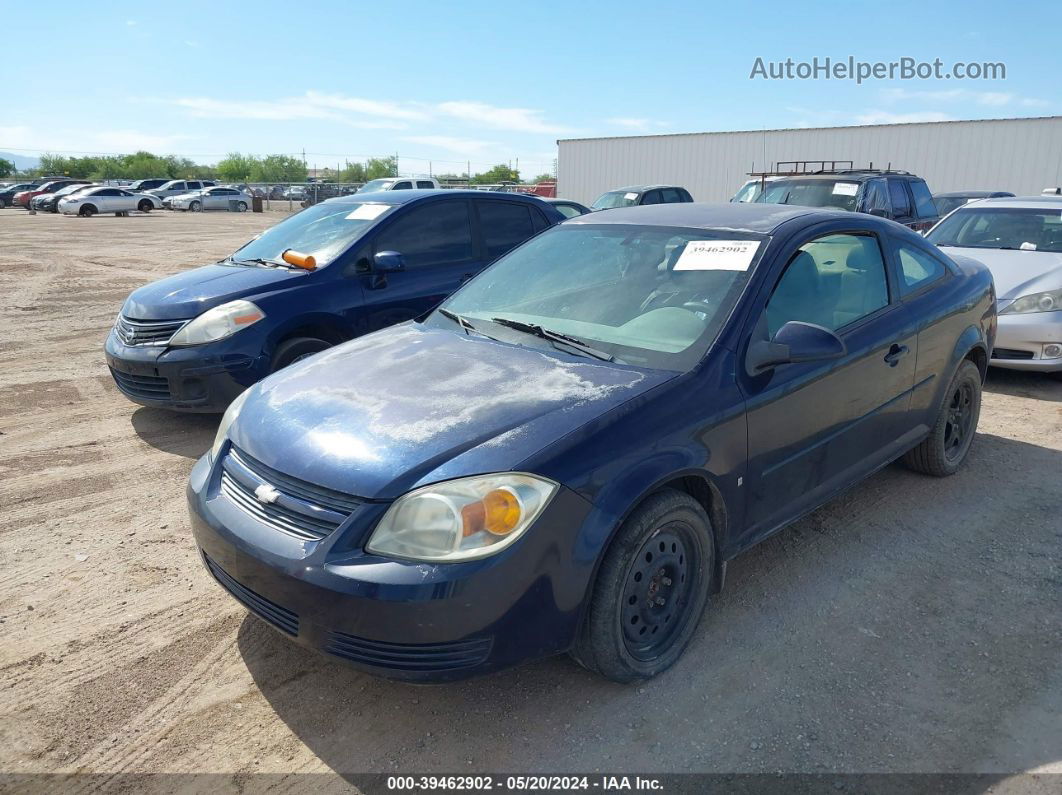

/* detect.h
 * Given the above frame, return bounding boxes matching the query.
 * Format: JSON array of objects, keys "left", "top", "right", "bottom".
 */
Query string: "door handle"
[{"left": 883, "top": 344, "right": 909, "bottom": 366}]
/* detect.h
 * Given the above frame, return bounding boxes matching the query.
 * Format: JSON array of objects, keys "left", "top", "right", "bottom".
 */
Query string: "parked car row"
[{"left": 99, "top": 183, "right": 1010, "bottom": 685}]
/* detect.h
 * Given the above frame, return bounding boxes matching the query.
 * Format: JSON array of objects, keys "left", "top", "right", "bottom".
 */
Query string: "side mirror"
[
  {"left": 373, "top": 250, "right": 405, "bottom": 272},
  {"left": 746, "top": 321, "right": 846, "bottom": 375},
  {"left": 868, "top": 208, "right": 888, "bottom": 218}
]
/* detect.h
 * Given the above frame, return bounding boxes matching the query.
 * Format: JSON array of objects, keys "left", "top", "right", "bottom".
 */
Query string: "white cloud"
[
  {"left": 435, "top": 101, "right": 571, "bottom": 134},
  {"left": 125, "top": 19, "right": 136, "bottom": 26},
  {"left": 881, "top": 87, "right": 1049, "bottom": 109},
  {"left": 0, "top": 125, "right": 191, "bottom": 154},
  {"left": 172, "top": 94, "right": 412, "bottom": 128},
  {"left": 401, "top": 135, "right": 501, "bottom": 158}
]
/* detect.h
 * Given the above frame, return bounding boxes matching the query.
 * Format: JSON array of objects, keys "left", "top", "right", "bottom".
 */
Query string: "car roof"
[
  {"left": 566, "top": 201, "right": 850, "bottom": 233},
  {"left": 326, "top": 189, "right": 544, "bottom": 206},
  {"left": 968, "top": 196, "right": 1062, "bottom": 209},
  {"left": 934, "top": 191, "right": 1013, "bottom": 198},
  {"left": 604, "top": 185, "right": 685, "bottom": 193}
]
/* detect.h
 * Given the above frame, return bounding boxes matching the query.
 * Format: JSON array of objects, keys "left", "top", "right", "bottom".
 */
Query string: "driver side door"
[{"left": 738, "top": 226, "right": 919, "bottom": 547}]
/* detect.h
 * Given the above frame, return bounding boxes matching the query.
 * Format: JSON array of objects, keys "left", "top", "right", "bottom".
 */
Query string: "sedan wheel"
[
  {"left": 237, "top": 201, "right": 248, "bottom": 212},
  {"left": 79, "top": 204, "right": 97, "bottom": 217},
  {"left": 189, "top": 200, "right": 201, "bottom": 212},
  {"left": 138, "top": 200, "right": 153, "bottom": 213},
  {"left": 903, "top": 359, "right": 982, "bottom": 476}
]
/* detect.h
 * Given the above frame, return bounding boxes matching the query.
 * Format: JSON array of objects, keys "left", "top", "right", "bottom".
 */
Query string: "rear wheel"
[
  {"left": 270, "top": 337, "right": 332, "bottom": 371},
  {"left": 903, "top": 360, "right": 982, "bottom": 476},
  {"left": 189, "top": 200, "right": 201, "bottom": 212},
  {"left": 236, "top": 201, "right": 248, "bottom": 212},
  {"left": 571, "top": 489, "right": 714, "bottom": 682},
  {"left": 79, "top": 204, "right": 97, "bottom": 217},
  {"left": 0, "top": 197, "right": 8, "bottom": 208},
  {"left": 138, "top": 199, "right": 153, "bottom": 213}
]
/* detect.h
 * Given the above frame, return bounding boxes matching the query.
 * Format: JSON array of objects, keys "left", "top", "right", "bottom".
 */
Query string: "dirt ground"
[{"left": 0, "top": 209, "right": 1059, "bottom": 786}]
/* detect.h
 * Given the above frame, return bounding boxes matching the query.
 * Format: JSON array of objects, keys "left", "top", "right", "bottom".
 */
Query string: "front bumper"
[
  {"left": 991, "top": 310, "right": 1062, "bottom": 372},
  {"left": 187, "top": 451, "right": 594, "bottom": 681},
  {"left": 105, "top": 330, "right": 270, "bottom": 412}
]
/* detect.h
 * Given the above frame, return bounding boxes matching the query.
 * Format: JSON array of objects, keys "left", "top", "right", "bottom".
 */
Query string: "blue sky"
[{"left": 1, "top": 0, "right": 1058, "bottom": 177}]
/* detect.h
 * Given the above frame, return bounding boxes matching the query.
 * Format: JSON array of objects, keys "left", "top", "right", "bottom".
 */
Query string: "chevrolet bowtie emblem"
[{"left": 254, "top": 484, "right": 281, "bottom": 504}]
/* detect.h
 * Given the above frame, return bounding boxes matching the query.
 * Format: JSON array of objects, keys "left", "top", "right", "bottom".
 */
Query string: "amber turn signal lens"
[
  {"left": 483, "top": 489, "right": 521, "bottom": 535},
  {"left": 282, "top": 249, "right": 317, "bottom": 270}
]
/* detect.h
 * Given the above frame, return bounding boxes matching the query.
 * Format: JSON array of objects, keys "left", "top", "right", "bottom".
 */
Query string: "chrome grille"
[
  {"left": 114, "top": 315, "right": 188, "bottom": 346},
  {"left": 219, "top": 447, "right": 360, "bottom": 541}
]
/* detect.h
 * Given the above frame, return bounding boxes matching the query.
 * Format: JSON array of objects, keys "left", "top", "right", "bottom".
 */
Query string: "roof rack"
[{"left": 748, "top": 161, "right": 911, "bottom": 177}]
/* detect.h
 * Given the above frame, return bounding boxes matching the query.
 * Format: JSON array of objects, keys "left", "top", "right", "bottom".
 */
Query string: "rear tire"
[
  {"left": 0, "top": 197, "right": 8, "bottom": 208},
  {"left": 79, "top": 204, "right": 97, "bottom": 217},
  {"left": 903, "top": 360, "right": 981, "bottom": 477},
  {"left": 236, "top": 201, "right": 248, "bottom": 212},
  {"left": 138, "top": 200, "right": 153, "bottom": 212},
  {"left": 571, "top": 489, "right": 714, "bottom": 683},
  {"left": 270, "top": 337, "right": 332, "bottom": 371},
  {"left": 189, "top": 200, "right": 201, "bottom": 212}
]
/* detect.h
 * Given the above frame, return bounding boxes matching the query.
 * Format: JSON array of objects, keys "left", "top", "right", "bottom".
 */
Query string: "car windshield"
[
  {"left": 934, "top": 197, "right": 971, "bottom": 217},
  {"left": 358, "top": 179, "right": 393, "bottom": 193},
  {"left": 439, "top": 224, "right": 766, "bottom": 371},
  {"left": 758, "top": 179, "right": 860, "bottom": 212},
  {"left": 927, "top": 207, "right": 1062, "bottom": 254},
  {"left": 591, "top": 190, "right": 640, "bottom": 210},
  {"left": 57, "top": 184, "right": 88, "bottom": 195},
  {"left": 229, "top": 201, "right": 393, "bottom": 267},
  {"left": 731, "top": 181, "right": 765, "bottom": 203}
]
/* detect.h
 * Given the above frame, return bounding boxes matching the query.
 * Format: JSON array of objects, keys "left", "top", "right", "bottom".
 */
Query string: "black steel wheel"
[{"left": 621, "top": 526, "right": 697, "bottom": 661}]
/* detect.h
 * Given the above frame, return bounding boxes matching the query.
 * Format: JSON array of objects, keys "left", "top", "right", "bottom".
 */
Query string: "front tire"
[
  {"left": 189, "top": 200, "right": 201, "bottom": 212},
  {"left": 138, "top": 200, "right": 153, "bottom": 213},
  {"left": 572, "top": 489, "right": 714, "bottom": 683},
  {"left": 903, "top": 359, "right": 982, "bottom": 476},
  {"left": 79, "top": 204, "right": 97, "bottom": 217},
  {"left": 270, "top": 337, "right": 332, "bottom": 371}
]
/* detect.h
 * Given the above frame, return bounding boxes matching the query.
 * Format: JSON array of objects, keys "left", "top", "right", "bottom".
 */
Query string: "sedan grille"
[
  {"left": 114, "top": 315, "right": 188, "bottom": 346},
  {"left": 109, "top": 368, "right": 171, "bottom": 400},
  {"left": 992, "top": 348, "right": 1035, "bottom": 361},
  {"left": 203, "top": 553, "right": 299, "bottom": 636},
  {"left": 325, "top": 631, "right": 493, "bottom": 672},
  {"left": 219, "top": 446, "right": 361, "bottom": 541}
]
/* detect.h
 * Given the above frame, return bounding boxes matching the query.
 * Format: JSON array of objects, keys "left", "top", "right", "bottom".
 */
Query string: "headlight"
[
  {"left": 210, "top": 388, "right": 250, "bottom": 461},
  {"left": 1000, "top": 289, "right": 1062, "bottom": 315},
  {"left": 366, "top": 473, "right": 558, "bottom": 562},
  {"left": 169, "top": 299, "right": 266, "bottom": 346}
]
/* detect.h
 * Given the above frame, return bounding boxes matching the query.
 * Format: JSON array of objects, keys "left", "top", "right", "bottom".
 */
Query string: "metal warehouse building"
[{"left": 557, "top": 115, "right": 1062, "bottom": 205}]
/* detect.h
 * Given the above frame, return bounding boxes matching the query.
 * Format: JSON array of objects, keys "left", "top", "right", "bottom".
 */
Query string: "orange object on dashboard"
[{"left": 282, "top": 249, "right": 317, "bottom": 270}]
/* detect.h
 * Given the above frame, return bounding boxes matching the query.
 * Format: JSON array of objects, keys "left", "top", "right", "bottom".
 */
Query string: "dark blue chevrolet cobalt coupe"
[
  {"left": 106, "top": 191, "right": 561, "bottom": 411},
  {"left": 188, "top": 203, "right": 996, "bottom": 682}
]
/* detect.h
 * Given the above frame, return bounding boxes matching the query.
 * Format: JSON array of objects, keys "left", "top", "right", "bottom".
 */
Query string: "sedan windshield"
[
  {"left": 933, "top": 196, "right": 972, "bottom": 217},
  {"left": 927, "top": 207, "right": 1062, "bottom": 254},
  {"left": 592, "top": 190, "right": 640, "bottom": 210},
  {"left": 758, "top": 179, "right": 860, "bottom": 212},
  {"left": 230, "top": 201, "right": 392, "bottom": 267},
  {"left": 439, "top": 224, "right": 766, "bottom": 371}
]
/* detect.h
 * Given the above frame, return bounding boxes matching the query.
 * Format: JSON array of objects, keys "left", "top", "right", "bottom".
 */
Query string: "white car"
[
  {"left": 357, "top": 176, "right": 440, "bottom": 193},
  {"left": 147, "top": 179, "right": 217, "bottom": 201},
  {"left": 166, "top": 185, "right": 252, "bottom": 212},
  {"left": 58, "top": 186, "right": 164, "bottom": 216},
  {"left": 926, "top": 196, "right": 1062, "bottom": 373}
]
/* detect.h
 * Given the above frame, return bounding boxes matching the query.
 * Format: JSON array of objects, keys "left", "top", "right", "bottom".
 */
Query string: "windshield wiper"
[
  {"left": 438, "top": 308, "right": 477, "bottom": 335},
  {"left": 489, "top": 316, "right": 617, "bottom": 362},
  {"left": 230, "top": 257, "right": 297, "bottom": 269}
]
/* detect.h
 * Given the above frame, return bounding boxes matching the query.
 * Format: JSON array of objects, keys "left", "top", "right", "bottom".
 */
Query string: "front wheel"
[
  {"left": 138, "top": 200, "right": 153, "bottom": 213},
  {"left": 270, "top": 336, "right": 332, "bottom": 371},
  {"left": 79, "top": 204, "right": 97, "bottom": 217},
  {"left": 571, "top": 489, "right": 714, "bottom": 683},
  {"left": 189, "top": 200, "right": 201, "bottom": 212},
  {"left": 0, "top": 197, "right": 8, "bottom": 208},
  {"left": 903, "top": 359, "right": 982, "bottom": 476}
]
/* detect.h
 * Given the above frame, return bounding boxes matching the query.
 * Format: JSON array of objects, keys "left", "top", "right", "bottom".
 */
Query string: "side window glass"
[
  {"left": 641, "top": 190, "right": 663, "bottom": 205},
  {"left": 896, "top": 243, "right": 946, "bottom": 294},
  {"left": 374, "top": 201, "right": 473, "bottom": 268},
  {"left": 392, "top": 181, "right": 412, "bottom": 190},
  {"left": 887, "top": 180, "right": 911, "bottom": 217},
  {"left": 863, "top": 179, "right": 890, "bottom": 213},
  {"left": 478, "top": 202, "right": 535, "bottom": 259},
  {"left": 660, "top": 188, "right": 681, "bottom": 203},
  {"left": 416, "top": 181, "right": 435, "bottom": 189},
  {"left": 765, "top": 233, "right": 889, "bottom": 337},
  {"left": 909, "top": 180, "right": 937, "bottom": 219}
]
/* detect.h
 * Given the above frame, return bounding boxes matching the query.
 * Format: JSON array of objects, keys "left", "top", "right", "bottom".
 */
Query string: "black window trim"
[{"left": 884, "top": 234, "right": 954, "bottom": 301}]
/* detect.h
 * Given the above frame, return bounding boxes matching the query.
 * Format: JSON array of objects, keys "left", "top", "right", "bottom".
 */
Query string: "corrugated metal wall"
[{"left": 557, "top": 116, "right": 1062, "bottom": 205}]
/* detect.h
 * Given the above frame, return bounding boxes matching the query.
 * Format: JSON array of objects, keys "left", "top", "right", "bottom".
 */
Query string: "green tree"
[
  {"left": 471, "top": 163, "right": 520, "bottom": 185},
  {"left": 216, "top": 152, "right": 257, "bottom": 182},
  {"left": 364, "top": 156, "right": 398, "bottom": 180},
  {"left": 250, "top": 154, "right": 307, "bottom": 183},
  {"left": 336, "top": 161, "right": 367, "bottom": 183},
  {"left": 530, "top": 172, "right": 554, "bottom": 183},
  {"left": 0, "top": 158, "right": 14, "bottom": 178}
]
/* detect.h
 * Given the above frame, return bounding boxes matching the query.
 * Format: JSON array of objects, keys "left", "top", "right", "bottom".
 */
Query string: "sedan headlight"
[
  {"left": 210, "top": 388, "right": 250, "bottom": 461},
  {"left": 169, "top": 299, "right": 266, "bottom": 346},
  {"left": 367, "top": 473, "right": 558, "bottom": 562},
  {"left": 1000, "top": 289, "right": 1062, "bottom": 315}
]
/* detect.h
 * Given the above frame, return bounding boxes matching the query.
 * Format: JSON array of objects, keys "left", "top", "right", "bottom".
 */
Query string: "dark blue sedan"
[
  {"left": 106, "top": 191, "right": 562, "bottom": 411},
  {"left": 188, "top": 203, "right": 996, "bottom": 682}
]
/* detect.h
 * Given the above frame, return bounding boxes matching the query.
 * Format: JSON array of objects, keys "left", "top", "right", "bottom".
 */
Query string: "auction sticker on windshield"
[
  {"left": 674, "top": 240, "right": 761, "bottom": 271},
  {"left": 832, "top": 182, "right": 859, "bottom": 196},
  {"left": 624, "top": 192, "right": 638, "bottom": 200},
  {"left": 346, "top": 204, "right": 390, "bottom": 220}
]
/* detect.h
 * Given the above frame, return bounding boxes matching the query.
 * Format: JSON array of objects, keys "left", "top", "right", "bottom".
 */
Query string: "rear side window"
[
  {"left": 896, "top": 243, "right": 947, "bottom": 294},
  {"left": 416, "top": 181, "right": 436, "bottom": 189},
  {"left": 375, "top": 201, "right": 474, "bottom": 268},
  {"left": 888, "top": 180, "right": 912, "bottom": 217},
  {"left": 392, "top": 181, "right": 413, "bottom": 190},
  {"left": 660, "top": 188, "right": 683, "bottom": 203},
  {"left": 909, "top": 180, "right": 937, "bottom": 218},
  {"left": 766, "top": 233, "right": 889, "bottom": 336},
  {"left": 478, "top": 201, "right": 534, "bottom": 259},
  {"left": 641, "top": 190, "right": 663, "bottom": 205},
  {"left": 863, "top": 178, "right": 890, "bottom": 214}
]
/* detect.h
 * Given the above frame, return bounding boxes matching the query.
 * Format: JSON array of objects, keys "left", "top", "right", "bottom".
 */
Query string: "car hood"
[
  {"left": 942, "top": 246, "right": 1062, "bottom": 301},
  {"left": 122, "top": 263, "right": 307, "bottom": 320},
  {"left": 229, "top": 323, "right": 673, "bottom": 500}
]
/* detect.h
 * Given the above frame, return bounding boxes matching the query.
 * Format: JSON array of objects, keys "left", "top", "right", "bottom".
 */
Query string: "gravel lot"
[{"left": 0, "top": 209, "right": 1059, "bottom": 784}]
